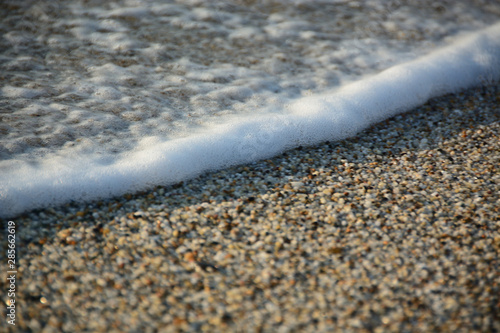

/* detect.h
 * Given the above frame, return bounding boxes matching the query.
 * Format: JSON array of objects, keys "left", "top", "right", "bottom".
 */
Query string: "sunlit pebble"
[{"left": 10, "top": 83, "right": 499, "bottom": 331}]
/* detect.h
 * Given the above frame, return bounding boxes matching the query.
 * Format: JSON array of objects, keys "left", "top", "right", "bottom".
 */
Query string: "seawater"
[{"left": 1, "top": 0, "right": 500, "bottom": 217}]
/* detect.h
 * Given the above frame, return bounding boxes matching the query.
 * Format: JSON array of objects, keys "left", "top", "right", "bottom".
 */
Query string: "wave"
[{"left": 1, "top": 22, "right": 499, "bottom": 218}]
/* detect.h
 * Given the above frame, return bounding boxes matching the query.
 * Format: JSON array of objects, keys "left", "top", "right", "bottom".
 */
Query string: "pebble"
[
  {"left": 1, "top": 0, "right": 500, "bottom": 331},
  {"left": 2, "top": 82, "right": 499, "bottom": 332}
]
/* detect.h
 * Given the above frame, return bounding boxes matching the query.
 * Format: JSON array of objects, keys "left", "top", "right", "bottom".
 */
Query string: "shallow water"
[
  {"left": 2, "top": 0, "right": 499, "bottom": 161},
  {"left": 1, "top": 0, "right": 500, "bottom": 217}
]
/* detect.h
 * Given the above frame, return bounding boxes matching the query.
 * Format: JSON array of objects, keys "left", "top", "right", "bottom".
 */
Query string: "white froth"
[
  {"left": 4, "top": 0, "right": 499, "bottom": 165},
  {"left": 1, "top": 86, "right": 44, "bottom": 99},
  {"left": 1, "top": 23, "right": 500, "bottom": 218}
]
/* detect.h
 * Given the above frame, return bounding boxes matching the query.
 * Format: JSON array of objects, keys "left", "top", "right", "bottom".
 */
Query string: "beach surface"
[
  {"left": 1, "top": 0, "right": 500, "bottom": 331},
  {"left": 1, "top": 83, "right": 499, "bottom": 332}
]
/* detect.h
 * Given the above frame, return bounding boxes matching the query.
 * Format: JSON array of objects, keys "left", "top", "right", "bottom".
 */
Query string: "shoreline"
[
  {"left": 2, "top": 83, "right": 499, "bottom": 332},
  {"left": 2, "top": 3, "right": 500, "bottom": 219}
]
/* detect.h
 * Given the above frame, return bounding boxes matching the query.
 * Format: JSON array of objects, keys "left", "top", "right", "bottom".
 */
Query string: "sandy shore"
[{"left": 1, "top": 83, "right": 498, "bottom": 332}]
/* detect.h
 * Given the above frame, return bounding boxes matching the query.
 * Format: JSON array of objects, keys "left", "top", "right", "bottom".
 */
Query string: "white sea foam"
[
  {"left": 1, "top": 22, "right": 499, "bottom": 218},
  {"left": 6, "top": 0, "right": 498, "bottom": 162}
]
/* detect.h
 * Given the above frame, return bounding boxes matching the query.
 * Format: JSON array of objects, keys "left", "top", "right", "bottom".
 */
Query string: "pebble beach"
[
  {"left": 1, "top": 83, "right": 499, "bottom": 332},
  {"left": 2, "top": 0, "right": 500, "bottom": 332}
]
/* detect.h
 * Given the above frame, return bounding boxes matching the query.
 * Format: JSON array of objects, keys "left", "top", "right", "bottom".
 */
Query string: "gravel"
[{"left": 1, "top": 83, "right": 499, "bottom": 332}]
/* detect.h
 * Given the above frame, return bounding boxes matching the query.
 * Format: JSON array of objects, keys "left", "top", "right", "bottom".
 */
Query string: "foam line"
[{"left": 1, "top": 23, "right": 500, "bottom": 218}]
